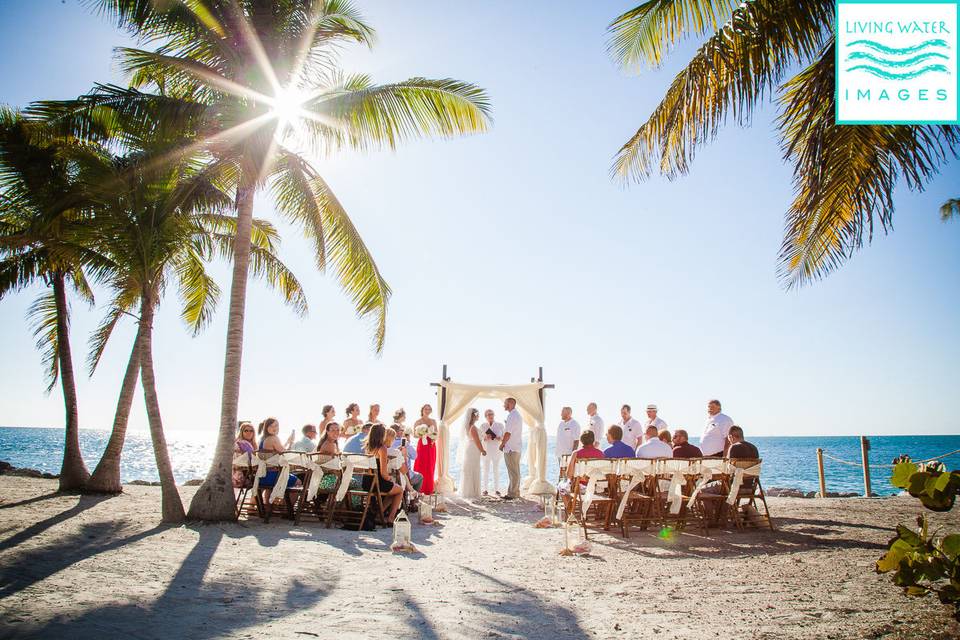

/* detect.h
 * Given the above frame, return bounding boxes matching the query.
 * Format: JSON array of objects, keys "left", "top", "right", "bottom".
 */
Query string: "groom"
[{"left": 499, "top": 397, "right": 522, "bottom": 500}]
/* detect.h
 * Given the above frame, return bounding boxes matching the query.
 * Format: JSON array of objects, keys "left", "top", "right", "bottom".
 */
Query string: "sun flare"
[{"left": 268, "top": 88, "right": 308, "bottom": 127}]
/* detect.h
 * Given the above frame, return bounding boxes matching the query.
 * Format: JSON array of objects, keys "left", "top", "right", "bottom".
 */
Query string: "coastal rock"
[
  {"left": 0, "top": 460, "right": 58, "bottom": 479},
  {"left": 183, "top": 478, "right": 204, "bottom": 486},
  {"left": 127, "top": 480, "right": 161, "bottom": 486},
  {"left": 808, "top": 491, "right": 861, "bottom": 498},
  {"left": 0, "top": 461, "right": 12, "bottom": 474},
  {"left": 767, "top": 487, "right": 806, "bottom": 498}
]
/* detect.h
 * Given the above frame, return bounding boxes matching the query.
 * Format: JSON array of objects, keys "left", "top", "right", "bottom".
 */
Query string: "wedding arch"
[{"left": 430, "top": 365, "right": 555, "bottom": 496}]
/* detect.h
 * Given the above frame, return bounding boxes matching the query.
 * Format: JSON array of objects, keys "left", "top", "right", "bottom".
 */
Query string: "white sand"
[{"left": 0, "top": 476, "right": 958, "bottom": 639}]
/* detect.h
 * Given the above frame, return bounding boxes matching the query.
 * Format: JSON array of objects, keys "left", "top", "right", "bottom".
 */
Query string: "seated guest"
[
  {"left": 726, "top": 425, "right": 759, "bottom": 459},
  {"left": 233, "top": 422, "right": 257, "bottom": 488},
  {"left": 635, "top": 424, "right": 672, "bottom": 458},
  {"left": 658, "top": 429, "right": 671, "bottom": 445},
  {"left": 291, "top": 424, "right": 318, "bottom": 453},
  {"left": 256, "top": 417, "right": 301, "bottom": 490},
  {"left": 343, "top": 422, "right": 373, "bottom": 454},
  {"left": 316, "top": 422, "right": 341, "bottom": 455},
  {"left": 671, "top": 429, "right": 703, "bottom": 458},
  {"left": 564, "top": 431, "right": 605, "bottom": 481},
  {"left": 603, "top": 425, "right": 635, "bottom": 458},
  {"left": 363, "top": 423, "right": 404, "bottom": 522},
  {"left": 385, "top": 425, "right": 422, "bottom": 494}
]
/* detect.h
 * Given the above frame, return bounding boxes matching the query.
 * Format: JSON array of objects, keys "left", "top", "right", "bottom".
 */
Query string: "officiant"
[{"left": 480, "top": 409, "right": 504, "bottom": 496}]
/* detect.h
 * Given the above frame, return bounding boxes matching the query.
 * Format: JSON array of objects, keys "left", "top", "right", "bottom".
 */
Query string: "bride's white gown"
[{"left": 460, "top": 427, "right": 483, "bottom": 499}]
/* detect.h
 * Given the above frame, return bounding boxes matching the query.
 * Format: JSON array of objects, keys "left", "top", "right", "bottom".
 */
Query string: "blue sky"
[{"left": 0, "top": 0, "right": 957, "bottom": 440}]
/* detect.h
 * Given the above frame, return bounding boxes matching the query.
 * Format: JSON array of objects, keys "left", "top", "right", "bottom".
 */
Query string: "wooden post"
[
  {"left": 861, "top": 436, "right": 872, "bottom": 497},
  {"left": 816, "top": 448, "right": 826, "bottom": 498}
]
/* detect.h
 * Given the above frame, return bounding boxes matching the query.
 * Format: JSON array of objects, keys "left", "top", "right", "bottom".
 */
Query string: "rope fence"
[
  {"left": 814, "top": 443, "right": 960, "bottom": 498},
  {"left": 821, "top": 447, "right": 960, "bottom": 469}
]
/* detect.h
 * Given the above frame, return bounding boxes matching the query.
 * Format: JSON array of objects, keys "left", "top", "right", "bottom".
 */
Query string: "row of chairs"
[
  {"left": 233, "top": 451, "right": 406, "bottom": 529},
  {"left": 559, "top": 456, "right": 773, "bottom": 539}
]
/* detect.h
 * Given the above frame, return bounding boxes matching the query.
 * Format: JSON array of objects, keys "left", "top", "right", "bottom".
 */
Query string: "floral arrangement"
[
  {"left": 414, "top": 423, "right": 439, "bottom": 442},
  {"left": 342, "top": 423, "right": 361, "bottom": 437}
]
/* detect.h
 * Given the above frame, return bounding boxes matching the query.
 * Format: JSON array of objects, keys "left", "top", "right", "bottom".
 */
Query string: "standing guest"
[
  {"left": 603, "top": 425, "right": 635, "bottom": 458},
  {"left": 555, "top": 406, "right": 581, "bottom": 458},
  {"left": 645, "top": 404, "right": 668, "bottom": 431},
  {"left": 392, "top": 422, "right": 423, "bottom": 493},
  {"left": 368, "top": 404, "right": 381, "bottom": 425},
  {"left": 392, "top": 408, "right": 408, "bottom": 436},
  {"left": 413, "top": 404, "right": 438, "bottom": 495},
  {"left": 700, "top": 399, "right": 734, "bottom": 457},
  {"left": 499, "top": 397, "right": 523, "bottom": 500},
  {"left": 317, "top": 422, "right": 341, "bottom": 455},
  {"left": 480, "top": 409, "right": 504, "bottom": 496},
  {"left": 726, "top": 425, "right": 760, "bottom": 459},
  {"left": 618, "top": 404, "right": 644, "bottom": 448},
  {"left": 363, "top": 423, "right": 403, "bottom": 523},
  {"left": 671, "top": 429, "right": 703, "bottom": 458},
  {"left": 233, "top": 422, "right": 256, "bottom": 488},
  {"left": 635, "top": 425, "right": 672, "bottom": 457},
  {"left": 342, "top": 403, "right": 362, "bottom": 436},
  {"left": 343, "top": 422, "right": 373, "bottom": 454},
  {"left": 291, "top": 424, "right": 319, "bottom": 453},
  {"left": 319, "top": 405, "right": 336, "bottom": 433},
  {"left": 564, "top": 431, "right": 605, "bottom": 481},
  {"left": 586, "top": 402, "right": 605, "bottom": 447}
]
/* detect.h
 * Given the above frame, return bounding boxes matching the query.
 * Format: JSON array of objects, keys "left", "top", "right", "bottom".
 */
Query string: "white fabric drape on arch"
[{"left": 433, "top": 380, "right": 554, "bottom": 496}]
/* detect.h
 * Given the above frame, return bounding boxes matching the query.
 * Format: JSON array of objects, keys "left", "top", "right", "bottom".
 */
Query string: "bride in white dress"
[{"left": 458, "top": 408, "right": 484, "bottom": 499}]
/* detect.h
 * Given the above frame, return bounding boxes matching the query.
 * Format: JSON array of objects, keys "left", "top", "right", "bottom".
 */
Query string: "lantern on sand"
[
  {"left": 391, "top": 511, "right": 415, "bottom": 552},
  {"left": 560, "top": 512, "right": 589, "bottom": 556},
  {"left": 419, "top": 500, "right": 434, "bottom": 524}
]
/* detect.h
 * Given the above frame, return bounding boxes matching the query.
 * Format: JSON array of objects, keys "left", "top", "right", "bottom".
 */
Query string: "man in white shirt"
[
  {"left": 481, "top": 409, "right": 504, "bottom": 496},
  {"left": 291, "top": 424, "right": 318, "bottom": 453},
  {"left": 700, "top": 399, "right": 734, "bottom": 456},
  {"left": 586, "top": 402, "right": 605, "bottom": 447},
  {"left": 635, "top": 425, "right": 672, "bottom": 457},
  {"left": 555, "top": 407, "right": 581, "bottom": 457},
  {"left": 618, "top": 404, "right": 644, "bottom": 448},
  {"left": 499, "top": 397, "right": 523, "bottom": 499},
  {"left": 644, "top": 404, "right": 668, "bottom": 431}
]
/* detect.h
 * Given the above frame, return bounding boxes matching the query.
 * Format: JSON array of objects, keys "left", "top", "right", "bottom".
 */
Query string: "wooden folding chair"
[
  {"left": 300, "top": 453, "right": 343, "bottom": 528},
  {"left": 657, "top": 458, "right": 698, "bottom": 532},
  {"left": 232, "top": 452, "right": 258, "bottom": 519},
  {"left": 568, "top": 458, "right": 618, "bottom": 539},
  {"left": 615, "top": 458, "right": 660, "bottom": 538},
  {"left": 726, "top": 459, "right": 774, "bottom": 531},
  {"left": 689, "top": 458, "right": 732, "bottom": 533},
  {"left": 331, "top": 454, "right": 380, "bottom": 530},
  {"left": 254, "top": 453, "right": 298, "bottom": 523}
]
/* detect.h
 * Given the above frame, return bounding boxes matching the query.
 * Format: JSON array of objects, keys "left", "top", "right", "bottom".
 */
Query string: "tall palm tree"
[
  {"left": 83, "top": 147, "right": 305, "bottom": 504},
  {"left": 607, "top": 0, "right": 958, "bottom": 286},
  {"left": 78, "top": 145, "right": 305, "bottom": 522},
  {"left": 46, "top": 0, "right": 492, "bottom": 520},
  {"left": 0, "top": 108, "right": 109, "bottom": 491}
]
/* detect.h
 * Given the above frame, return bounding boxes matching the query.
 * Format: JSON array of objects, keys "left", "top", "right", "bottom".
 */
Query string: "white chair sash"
[
  {"left": 687, "top": 464, "right": 714, "bottom": 508},
  {"left": 335, "top": 456, "right": 357, "bottom": 502},
  {"left": 727, "top": 463, "right": 762, "bottom": 505},
  {"left": 667, "top": 469, "right": 686, "bottom": 515},
  {"left": 579, "top": 466, "right": 608, "bottom": 516},
  {"left": 616, "top": 460, "right": 658, "bottom": 520},
  {"left": 267, "top": 454, "right": 293, "bottom": 503}
]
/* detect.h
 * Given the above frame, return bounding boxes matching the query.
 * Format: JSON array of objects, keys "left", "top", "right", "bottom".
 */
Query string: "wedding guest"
[
  {"left": 635, "top": 424, "right": 672, "bottom": 457},
  {"left": 658, "top": 429, "right": 671, "bottom": 445},
  {"left": 586, "top": 402, "right": 605, "bottom": 447},
  {"left": 257, "top": 418, "right": 300, "bottom": 489},
  {"left": 480, "top": 409, "right": 504, "bottom": 496},
  {"left": 645, "top": 404, "right": 668, "bottom": 431},
  {"left": 342, "top": 403, "right": 362, "bottom": 436},
  {"left": 726, "top": 425, "right": 760, "bottom": 459},
  {"left": 413, "top": 404, "right": 438, "bottom": 495},
  {"left": 291, "top": 424, "right": 318, "bottom": 453},
  {"left": 603, "top": 425, "right": 635, "bottom": 458},
  {"left": 233, "top": 422, "right": 256, "bottom": 488},
  {"left": 364, "top": 423, "right": 403, "bottom": 522},
  {"left": 556, "top": 407, "right": 581, "bottom": 457},
  {"left": 671, "top": 429, "right": 703, "bottom": 458},
  {"left": 368, "top": 404, "right": 381, "bottom": 425},
  {"left": 319, "top": 405, "right": 336, "bottom": 432},
  {"left": 618, "top": 404, "right": 644, "bottom": 448},
  {"left": 392, "top": 408, "right": 407, "bottom": 436},
  {"left": 564, "top": 431, "right": 605, "bottom": 481},
  {"left": 343, "top": 422, "right": 373, "bottom": 454},
  {"left": 389, "top": 423, "right": 423, "bottom": 493},
  {"left": 499, "top": 397, "right": 523, "bottom": 499},
  {"left": 317, "top": 422, "right": 341, "bottom": 455},
  {"left": 700, "top": 399, "right": 734, "bottom": 457}
]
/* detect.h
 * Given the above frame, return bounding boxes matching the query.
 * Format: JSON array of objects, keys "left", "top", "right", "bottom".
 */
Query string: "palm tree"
[
  {"left": 78, "top": 144, "right": 305, "bottom": 522},
  {"left": 607, "top": 0, "right": 958, "bottom": 286},
  {"left": 83, "top": 147, "right": 305, "bottom": 507},
  {"left": 0, "top": 108, "right": 108, "bottom": 491},
  {"left": 45, "top": 0, "right": 492, "bottom": 520}
]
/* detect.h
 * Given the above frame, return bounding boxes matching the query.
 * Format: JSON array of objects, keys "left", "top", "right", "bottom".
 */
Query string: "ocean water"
[{"left": 1, "top": 426, "right": 958, "bottom": 496}]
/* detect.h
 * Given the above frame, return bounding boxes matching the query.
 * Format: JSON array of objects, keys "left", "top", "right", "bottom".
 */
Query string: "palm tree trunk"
[
  {"left": 139, "top": 293, "right": 185, "bottom": 523},
  {"left": 53, "top": 271, "right": 90, "bottom": 491},
  {"left": 187, "top": 177, "right": 256, "bottom": 521},
  {"left": 85, "top": 321, "right": 143, "bottom": 494}
]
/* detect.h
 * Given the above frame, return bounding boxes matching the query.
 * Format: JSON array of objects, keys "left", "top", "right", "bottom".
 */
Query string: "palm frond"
[
  {"left": 612, "top": 0, "right": 833, "bottom": 182},
  {"left": 607, "top": 0, "right": 739, "bottom": 70},
  {"left": 172, "top": 245, "right": 221, "bottom": 334},
  {"left": 86, "top": 285, "right": 139, "bottom": 374},
  {"left": 940, "top": 198, "right": 960, "bottom": 222},
  {"left": 27, "top": 288, "right": 61, "bottom": 392}
]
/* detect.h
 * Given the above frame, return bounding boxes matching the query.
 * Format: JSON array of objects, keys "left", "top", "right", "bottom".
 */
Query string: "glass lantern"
[
  {"left": 419, "top": 499, "right": 433, "bottom": 523},
  {"left": 544, "top": 496, "right": 557, "bottom": 525},
  {"left": 562, "top": 513, "right": 588, "bottom": 554},
  {"left": 393, "top": 510, "right": 412, "bottom": 547}
]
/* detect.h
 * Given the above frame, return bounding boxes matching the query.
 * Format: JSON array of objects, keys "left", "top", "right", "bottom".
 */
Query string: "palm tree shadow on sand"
[{"left": 9, "top": 527, "right": 336, "bottom": 639}]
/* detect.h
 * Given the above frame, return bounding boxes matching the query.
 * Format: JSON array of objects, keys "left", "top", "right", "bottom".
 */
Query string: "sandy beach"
[{"left": 0, "top": 477, "right": 957, "bottom": 639}]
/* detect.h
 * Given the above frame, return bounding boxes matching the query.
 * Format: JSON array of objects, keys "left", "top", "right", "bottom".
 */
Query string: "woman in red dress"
[{"left": 413, "top": 404, "right": 438, "bottom": 494}]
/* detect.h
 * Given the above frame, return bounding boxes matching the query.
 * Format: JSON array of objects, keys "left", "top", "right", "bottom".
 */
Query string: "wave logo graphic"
[{"left": 845, "top": 38, "right": 950, "bottom": 80}]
